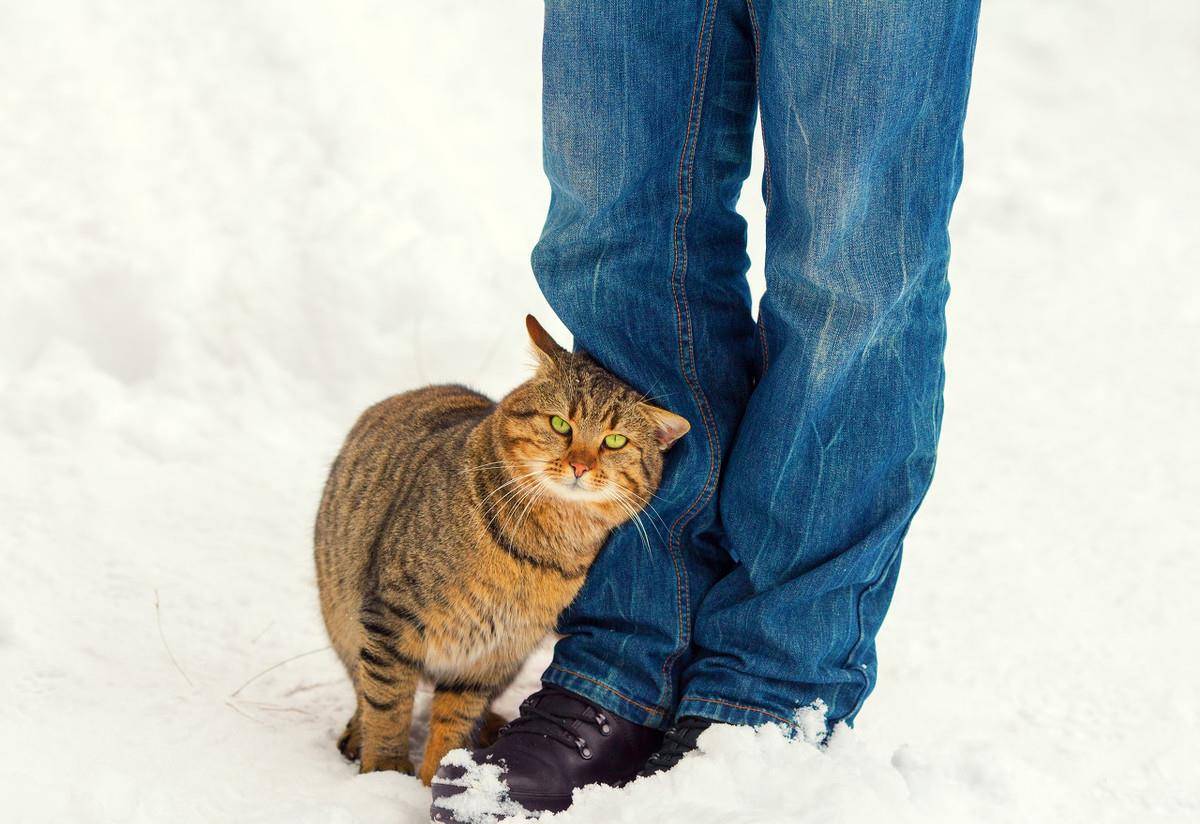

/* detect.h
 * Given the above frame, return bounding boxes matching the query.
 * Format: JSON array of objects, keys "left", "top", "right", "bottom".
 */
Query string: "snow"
[
  {"left": 431, "top": 749, "right": 532, "bottom": 824},
  {"left": 1, "top": 1, "right": 1197, "bottom": 822}
]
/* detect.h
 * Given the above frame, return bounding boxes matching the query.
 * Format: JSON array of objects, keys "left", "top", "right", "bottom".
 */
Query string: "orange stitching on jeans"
[
  {"left": 756, "top": 315, "right": 770, "bottom": 375},
  {"left": 548, "top": 665, "right": 665, "bottom": 717},
  {"left": 685, "top": 696, "right": 799, "bottom": 728},
  {"left": 663, "top": 0, "right": 723, "bottom": 701},
  {"left": 662, "top": 0, "right": 711, "bottom": 708}
]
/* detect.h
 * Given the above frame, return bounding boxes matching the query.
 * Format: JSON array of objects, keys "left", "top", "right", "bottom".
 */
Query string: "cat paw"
[
  {"left": 337, "top": 715, "right": 362, "bottom": 762},
  {"left": 360, "top": 754, "right": 415, "bottom": 775},
  {"left": 473, "top": 710, "right": 508, "bottom": 748}
]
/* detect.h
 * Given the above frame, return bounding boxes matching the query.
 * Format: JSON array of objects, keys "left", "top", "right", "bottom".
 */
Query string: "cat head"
[{"left": 494, "top": 315, "right": 690, "bottom": 510}]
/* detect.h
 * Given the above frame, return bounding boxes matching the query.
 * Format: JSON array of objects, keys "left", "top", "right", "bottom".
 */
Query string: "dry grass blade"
[
  {"left": 230, "top": 646, "right": 332, "bottom": 698},
  {"left": 155, "top": 588, "right": 194, "bottom": 688}
]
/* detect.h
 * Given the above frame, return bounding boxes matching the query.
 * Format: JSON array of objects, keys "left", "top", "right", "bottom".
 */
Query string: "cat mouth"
[{"left": 541, "top": 473, "right": 610, "bottom": 502}]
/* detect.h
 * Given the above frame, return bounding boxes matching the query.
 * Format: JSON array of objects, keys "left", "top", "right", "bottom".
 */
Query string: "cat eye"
[
  {"left": 550, "top": 415, "right": 572, "bottom": 435},
  {"left": 603, "top": 433, "right": 628, "bottom": 450}
]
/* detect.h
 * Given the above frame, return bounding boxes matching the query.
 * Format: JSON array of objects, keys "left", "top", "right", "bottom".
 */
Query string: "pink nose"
[{"left": 570, "top": 462, "right": 590, "bottom": 478}]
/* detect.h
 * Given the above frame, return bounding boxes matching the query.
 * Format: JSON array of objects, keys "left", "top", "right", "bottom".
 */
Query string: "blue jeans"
[{"left": 533, "top": 0, "right": 980, "bottom": 731}]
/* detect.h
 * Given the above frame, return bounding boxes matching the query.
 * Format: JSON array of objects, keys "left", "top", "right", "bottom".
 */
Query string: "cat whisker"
[
  {"left": 604, "top": 474, "right": 665, "bottom": 508},
  {"left": 604, "top": 480, "right": 668, "bottom": 538},
  {"left": 618, "top": 480, "right": 670, "bottom": 504},
  {"left": 476, "top": 468, "right": 547, "bottom": 508},
  {"left": 478, "top": 480, "right": 532, "bottom": 523},
  {"left": 623, "top": 505, "right": 655, "bottom": 559},
  {"left": 608, "top": 488, "right": 667, "bottom": 554},
  {"left": 627, "top": 387, "right": 674, "bottom": 415},
  {"left": 480, "top": 476, "right": 541, "bottom": 532},
  {"left": 612, "top": 496, "right": 665, "bottom": 546},
  {"left": 460, "top": 458, "right": 552, "bottom": 475},
  {"left": 603, "top": 488, "right": 654, "bottom": 558},
  {"left": 459, "top": 461, "right": 511, "bottom": 474},
  {"left": 480, "top": 466, "right": 555, "bottom": 534},
  {"left": 511, "top": 481, "right": 550, "bottom": 539}
]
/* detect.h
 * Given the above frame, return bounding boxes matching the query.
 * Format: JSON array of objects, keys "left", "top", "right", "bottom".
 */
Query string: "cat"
[{"left": 313, "top": 315, "right": 690, "bottom": 784}]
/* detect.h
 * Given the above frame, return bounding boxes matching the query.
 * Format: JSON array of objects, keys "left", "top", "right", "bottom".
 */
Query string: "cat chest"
[{"left": 422, "top": 600, "right": 549, "bottom": 679}]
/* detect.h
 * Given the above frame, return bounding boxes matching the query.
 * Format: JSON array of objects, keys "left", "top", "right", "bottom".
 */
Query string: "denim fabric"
[{"left": 533, "top": 0, "right": 980, "bottom": 732}]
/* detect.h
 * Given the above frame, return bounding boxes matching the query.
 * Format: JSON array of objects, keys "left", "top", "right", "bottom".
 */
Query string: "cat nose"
[{"left": 570, "top": 461, "right": 591, "bottom": 478}]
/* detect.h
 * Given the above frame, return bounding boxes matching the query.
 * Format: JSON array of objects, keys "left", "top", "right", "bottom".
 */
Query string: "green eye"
[
  {"left": 550, "top": 415, "right": 572, "bottom": 435},
  {"left": 604, "top": 433, "right": 628, "bottom": 449}
]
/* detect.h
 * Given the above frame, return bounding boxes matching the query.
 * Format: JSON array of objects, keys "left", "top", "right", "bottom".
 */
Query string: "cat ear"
[
  {"left": 526, "top": 314, "right": 568, "bottom": 363},
  {"left": 642, "top": 405, "right": 691, "bottom": 451}
]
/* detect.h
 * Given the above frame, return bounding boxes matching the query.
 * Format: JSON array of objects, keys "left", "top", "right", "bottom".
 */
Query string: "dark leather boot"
[
  {"left": 430, "top": 684, "right": 662, "bottom": 821},
  {"left": 638, "top": 716, "right": 712, "bottom": 776}
]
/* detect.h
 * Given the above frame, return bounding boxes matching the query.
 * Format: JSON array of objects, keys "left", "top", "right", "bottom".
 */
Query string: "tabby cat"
[{"left": 313, "top": 315, "right": 690, "bottom": 784}]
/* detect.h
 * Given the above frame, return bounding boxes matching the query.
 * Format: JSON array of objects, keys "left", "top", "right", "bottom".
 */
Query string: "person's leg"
[
  {"left": 678, "top": 0, "right": 981, "bottom": 730},
  {"left": 534, "top": 0, "right": 759, "bottom": 728}
]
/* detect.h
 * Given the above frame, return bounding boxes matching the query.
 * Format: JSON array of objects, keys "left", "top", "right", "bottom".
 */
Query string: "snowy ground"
[{"left": 2, "top": 1, "right": 1198, "bottom": 822}]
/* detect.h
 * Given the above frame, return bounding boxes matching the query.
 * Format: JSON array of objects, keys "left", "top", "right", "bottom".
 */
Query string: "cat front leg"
[
  {"left": 356, "top": 639, "right": 420, "bottom": 774},
  {"left": 418, "top": 683, "right": 493, "bottom": 785}
]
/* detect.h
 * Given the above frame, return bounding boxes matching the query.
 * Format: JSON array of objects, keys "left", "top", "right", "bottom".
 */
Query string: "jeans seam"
[
  {"left": 547, "top": 664, "right": 667, "bottom": 717},
  {"left": 745, "top": 0, "right": 770, "bottom": 374},
  {"left": 756, "top": 315, "right": 770, "bottom": 374},
  {"left": 839, "top": 540, "right": 904, "bottom": 723},
  {"left": 743, "top": 0, "right": 771, "bottom": 215},
  {"left": 662, "top": 0, "right": 722, "bottom": 709},
  {"left": 682, "top": 695, "right": 799, "bottom": 729}
]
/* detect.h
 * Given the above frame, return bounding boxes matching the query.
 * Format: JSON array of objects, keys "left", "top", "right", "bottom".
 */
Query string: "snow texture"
[
  {"left": 2, "top": 1, "right": 1198, "bottom": 822},
  {"left": 431, "top": 748, "right": 532, "bottom": 824}
]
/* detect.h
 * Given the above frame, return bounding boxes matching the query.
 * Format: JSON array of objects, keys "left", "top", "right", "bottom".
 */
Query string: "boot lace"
[{"left": 499, "top": 688, "right": 612, "bottom": 760}]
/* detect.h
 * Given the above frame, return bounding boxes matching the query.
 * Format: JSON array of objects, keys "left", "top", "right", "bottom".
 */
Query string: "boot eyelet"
[{"left": 594, "top": 712, "right": 612, "bottom": 735}]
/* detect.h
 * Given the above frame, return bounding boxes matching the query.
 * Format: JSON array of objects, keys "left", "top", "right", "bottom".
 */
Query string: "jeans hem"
[
  {"left": 676, "top": 695, "right": 803, "bottom": 732},
  {"left": 543, "top": 664, "right": 670, "bottom": 730}
]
